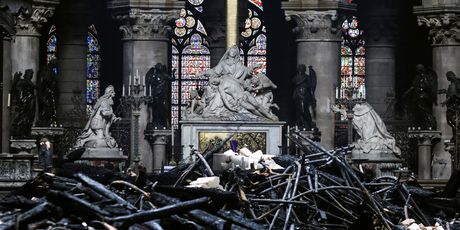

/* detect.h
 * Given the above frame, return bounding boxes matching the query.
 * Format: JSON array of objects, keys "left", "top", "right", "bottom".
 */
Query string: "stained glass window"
[
  {"left": 339, "top": 16, "right": 365, "bottom": 100},
  {"left": 240, "top": 1, "right": 266, "bottom": 74},
  {"left": 86, "top": 25, "right": 101, "bottom": 114},
  {"left": 46, "top": 25, "right": 58, "bottom": 74},
  {"left": 171, "top": 1, "right": 210, "bottom": 129}
]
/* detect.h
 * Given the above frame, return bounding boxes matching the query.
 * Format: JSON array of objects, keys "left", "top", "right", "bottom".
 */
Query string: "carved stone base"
[
  {"left": 80, "top": 148, "right": 127, "bottom": 161},
  {"left": 0, "top": 153, "right": 34, "bottom": 189},
  {"left": 77, "top": 148, "right": 128, "bottom": 170},
  {"left": 10, "top": 139, "right": 37, "bottom": 154},
  {"left": 352, "top": 149, "right": 403, "bottom": 178}
]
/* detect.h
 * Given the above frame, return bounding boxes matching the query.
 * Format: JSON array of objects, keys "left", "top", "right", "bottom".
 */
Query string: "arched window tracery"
[
  {"left": 86, "top": 24, "right": 101, "bottom": 114},
  {"left": 171, "top": 1, "right": 210, "bottom": 129}
]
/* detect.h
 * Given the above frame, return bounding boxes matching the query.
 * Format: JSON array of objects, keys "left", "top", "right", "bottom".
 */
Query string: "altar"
[
  {"left": 181, "top": 121, "right": 285, "bottom": 161},
  {"left": 179, "top": 46, "right": 285, "bottom": 161}
]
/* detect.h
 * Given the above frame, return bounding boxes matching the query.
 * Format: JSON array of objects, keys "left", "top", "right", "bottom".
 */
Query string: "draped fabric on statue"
[{"left": 352, "top": 103, "right": 401, "bottom": 156}]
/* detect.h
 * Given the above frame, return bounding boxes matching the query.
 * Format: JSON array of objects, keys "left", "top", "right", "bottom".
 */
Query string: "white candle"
[
  {"left": 149, "top": 85, "right": 152, "bottom": 96},
  {"left": 7, "top": 93, "right": 10, "bottom": 107},
  {"left": 128, "top": 84, "right": 131, "bottom": 96},
  {"left": 144, "top": 87, "right": 146, "bottom": 96},
  {"left": 143, "top": 73, "right": 146, "bottom": 86},
  {"left": 129, "top": 74, "right": 131, "bottom": 86},
  {"left": 122, "top": 84, "right": 125, "bottom": 97}
]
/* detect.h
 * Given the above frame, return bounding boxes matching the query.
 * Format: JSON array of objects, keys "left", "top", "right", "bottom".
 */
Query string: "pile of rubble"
[{"left": 1, "top": 132, "right": 460, "bottom": 229}]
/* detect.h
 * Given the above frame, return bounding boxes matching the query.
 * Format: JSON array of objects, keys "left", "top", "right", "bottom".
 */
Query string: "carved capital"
[
  {"left": 417, "top": 13, "right": 460, "bottom": 45},
  {"left": 408, "top": 130, "right": 441, "bottom": 145},
  {"left": 15, "top": 5, "right": 55, "bottom": 36},
  {"left": 114, "top": 9, "right": 178, "bottom": 41},
  {"left": 285, "top": 10, "right": 343, "bottom": 41}
]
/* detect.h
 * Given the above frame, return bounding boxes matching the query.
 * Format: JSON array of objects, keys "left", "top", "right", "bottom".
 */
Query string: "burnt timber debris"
[{"left": 1, "top": 132, "right": 460, "bottom": 229}]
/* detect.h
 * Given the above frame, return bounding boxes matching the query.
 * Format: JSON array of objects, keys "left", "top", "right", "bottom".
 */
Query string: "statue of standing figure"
[
  {"left": 146, "top": 63, "right": 172, "bottom": 127},
  {"left": 402, "top": 64, "right": 437, "bottom": 129},
  {"left": 292, "top": 64, "right": 316, "bottom": 130},
  {"left": 11, "top": 69, "right": 36, "bottom": 138},
  {"left": 440, "top": 71, "right": 460, "bottom": 141},
  {"left": 75, "top": 85, "right": 121, "bottom": 148}
]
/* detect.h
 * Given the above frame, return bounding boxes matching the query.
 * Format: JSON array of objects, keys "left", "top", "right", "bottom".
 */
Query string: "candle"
[
  {"left": 144, "top": 87, "right": 146, "bottom": 96},
  {"left": 122, "top": 84, "right": 125, "bottom": 97},
  {"left": 143, "top": 72, "right": 146, "bottom": 86},
  {"left": 7, "top": 93, "right": 10, "bottom": 107},
  {"left": 149, "top": 85, "right": 152, "bottom": 96}
]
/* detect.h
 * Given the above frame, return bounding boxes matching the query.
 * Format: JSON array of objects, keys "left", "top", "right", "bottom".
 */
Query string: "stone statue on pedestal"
[
  {"left": 11, "top": 69, "right": 36, "bottom": 138},
  {"left": 440, "top": 71, "right": 460, "bottom": 141},
  {"left": 146, "top": 63, "right": 172, "bottom": 127},
  {"left": 403, "top": 64, "right": 437, "bottom": 129},
  {"left": 332, "top": 102, "right": 401, "bottom": 157},
  {"left": 183, "top": 46, "right": 278, "bottom": 121},
  {"left": 292, "top": 64, "right": 316, "bottom": 130},
  {"left": 75, "top": 85, "right": 121, "bottom": 148}
]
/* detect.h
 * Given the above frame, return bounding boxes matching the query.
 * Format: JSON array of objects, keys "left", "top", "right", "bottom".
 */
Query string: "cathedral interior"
[{"left": 1, "top": 0, "right": 460, "bottom": 229}]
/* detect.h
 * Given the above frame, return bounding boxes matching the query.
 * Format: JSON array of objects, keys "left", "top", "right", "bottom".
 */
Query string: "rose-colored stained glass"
[{"left": 171, "top": 0, "right": 209, "bottom": 129}]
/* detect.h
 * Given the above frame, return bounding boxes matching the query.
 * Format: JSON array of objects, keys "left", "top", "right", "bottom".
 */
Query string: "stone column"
[
  {"left": 414, "top": 4, "right": 460, "bottom": 178},
  {"left": 55, "top": 1, "right": 89, "bottom": 126},
  {"left": 408, "top": 129, "right": 441, "bottom": 179},
  {"left": 145, "top": 129, "right": 171, "bottom": 173},
  {"left": 203, "top": 0, "right": 247, "bottom": 66},
  {"left": 284, "top": 5, "right": 353, "bottom": 148},
  {"left": 2, "top": 37, "right": 12, "bottom": 152},
  {"left": 110, "top": 2, "right": 181, "bottom": 172},
  {"left": 11, "top": 5, "right": 57, "bottom": 83},
  {"left": 361, "top": 1, "right": 399, "bottom": 117}
]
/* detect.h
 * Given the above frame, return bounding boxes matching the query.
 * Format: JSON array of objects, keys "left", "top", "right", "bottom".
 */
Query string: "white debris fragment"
[
  {"left": 186, "top": 176, "right": 223, "bottom": 190},
  {"left": 401, "top": 219, "right": 444, "bottom": 230},
  {"left": 239, "top": 147, "right": 252, "bottom": 157}
]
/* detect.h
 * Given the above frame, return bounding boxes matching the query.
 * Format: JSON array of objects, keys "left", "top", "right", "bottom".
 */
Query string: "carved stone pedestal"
[
  {"left": 145, "top": 128, "right": 171, "bottom": 173},
  {"left": 352, "top": 149, "right": 403, "bottom": 178},
  {"left": 77, "top": 148, "right": 127, "bottom": 170},
  {"left": 0, "top": 153, "right": 34, "bottom": 190},
  {"left": 408, "top": 130, "right": 441, "bottom": 180},
  {"left": 31, "top": 127, "right": 64, "bottom": 139},
  {"left": 10, "top": 139, "right": 37, "bottom": 154}
]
